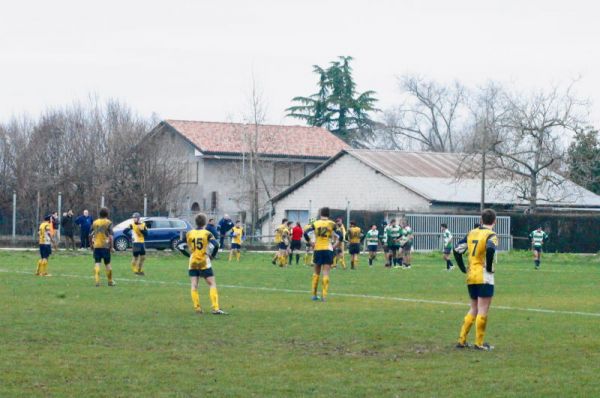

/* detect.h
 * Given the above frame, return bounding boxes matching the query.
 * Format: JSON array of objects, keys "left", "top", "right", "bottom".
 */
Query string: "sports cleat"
[
  {"left": 211, "top": 309, "right": 228, "bottom": 315},
  {"left": 404, "top": 265, "right": 411, "bottom": 269},
  {"left": 194, "top": 309, "right": 203, "bottom": 315},
  {"left": 108, "top": 281, "right": 116, "bottom": 287},
  {"left": 41, "top": 273, "right": 52, "bottom": 277},
  {"left": 474, "top": 343, "right": 494, "bottom": 351},
  {"left": 311, "top": 295, "right": 320, "bottom": 301},
  {"left": 95, "top": 283, "right": 100, "bottom": 287},
  {"left": 136, "top": 271, "right": 145, "bottom": 276},
  {"left": 455, "top": 342, "right": 472, "bottom": 349}
]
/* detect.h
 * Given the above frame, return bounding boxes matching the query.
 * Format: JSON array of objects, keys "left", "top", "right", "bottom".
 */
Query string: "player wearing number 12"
[
  {"left": 453, "top": 208, "right": 498, "bottom": 351},
  {"left": 303, "top": 207, "right": 340, "bottom": 301},
  {"left": 177, "top": 213, "right": 227, "bottom": 315}
]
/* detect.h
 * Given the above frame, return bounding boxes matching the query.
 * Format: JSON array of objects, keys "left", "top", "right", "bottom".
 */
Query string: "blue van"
[{"left": 112, "top": 217, "right": 192, "bottom": 251}]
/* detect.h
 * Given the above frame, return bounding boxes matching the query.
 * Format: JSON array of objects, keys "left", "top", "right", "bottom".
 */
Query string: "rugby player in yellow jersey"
[
  {"left": 303, "top": 218, "right": 315, "bottom": 266},
  {"left": 90, "top": 207, "right": 115, "bottom": 287},
  {"left": 453, "top": 209, "right": 498, "bottom": 351},
  {"left": 271, "top": 218, "right": 290, "bottom": 267},
  {"left": 123, "top": 212, "right": 148, "bottom": 275},
  {"left": 229, "top": 220, "right": 244, "bottom": 262},
  {"left": 303, "top": 207, "right": 340, "bottom": 302},
  {"left": 176, "top": 213, "right": 227, "bottom": 315},
  {"left": 347, "top": 221, "right": 363, "bottom": 270},
  {"left": 35, "top": 214, "right": 54, "bottom": 276},
  {"left": 333, "top": 218, "right": 347, "bottom": 269}
]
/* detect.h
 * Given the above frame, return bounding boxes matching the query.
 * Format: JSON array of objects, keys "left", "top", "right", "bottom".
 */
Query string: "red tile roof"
[{"left": 164, "top": 119, "right": 348, "bottom": 158}]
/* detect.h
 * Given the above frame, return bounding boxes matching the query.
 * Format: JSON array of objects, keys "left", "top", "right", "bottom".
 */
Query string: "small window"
[
  {"left": 286, "top": 210, "right": 309, "bottom": 226},
  {"left": 170, "top": 220, "right": 187, "bottom": 229},
  {"left": 304, "top": 163, "right": 318, "bottom": 176},
  {"left": 153, "top": 220, "right": 171, "bottom": 228},
  {"left": 191, "top": 202, "right": 200, "bottom": 212},
  {"left": 210, "top": 191, "right": 218, "bottom": 211}
]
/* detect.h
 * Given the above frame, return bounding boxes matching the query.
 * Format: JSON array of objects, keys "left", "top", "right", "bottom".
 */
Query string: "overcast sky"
[{"left": 2, "top": 0, "right": 599, "bottom": 126}]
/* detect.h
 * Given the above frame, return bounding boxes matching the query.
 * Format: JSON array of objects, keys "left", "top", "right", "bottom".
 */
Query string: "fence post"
[
  {"left": 12, "top": 191, "right": 16, "bottom": 244},
  {"left": 308, "top": 200, "right": 312, "bottom": 220},
  {"left": 101, "top": 194, "right": 105, "bottom": 208},
  {"left": 58, "top": 192, "right": 62, "bottom": 223},
  {"left": 143, "top": 194, "right": 148, "bottom": 217},
  {"left": 346, "top": 200, "right": 350, "bottom": 232}
]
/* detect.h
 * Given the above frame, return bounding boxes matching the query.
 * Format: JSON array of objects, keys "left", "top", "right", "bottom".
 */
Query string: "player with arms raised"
[
  {"left": 229, "top": 220, "right": 244, "bottom": 262},
  {"left": 177, "top": 213, "right": 227, "bottom": 315},
  {"left": 453, "top": 209, "right": 498, "bottom": 351},
  {"left": 123, "top": 212, "right": 148, "bottom": 276},
  {"left": 304, "top": 207, "right": 340, "bottom": 301}
]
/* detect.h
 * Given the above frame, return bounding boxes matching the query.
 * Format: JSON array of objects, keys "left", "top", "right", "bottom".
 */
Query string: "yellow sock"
[
  {"left": 209, "top": 287, "right": 219, "bottom": 311},
  {"left": 333, "top": 257, "right": 337, "bottom": 266},
  {"left": 94, "top": 265, "right": 100, "bottom": 284},
  {"left": 191, "top": 289, "right": 201, "bottom": 311},
  {"left": 106, "top": 269, "right": 113, "bottom": 283},
  {"left": 236, "top": 252, "right": 241, "bottom": 261},
  {"left": 322, "top": 275, "right": 330, "bottom": 299},
  {"left": 475, "top": 315, "right": 488, "bottom": 346},
  {"left": 131, "top": 261, "right": 137, "bottom": 273},
  {"left": 35, "top": 259, "right": 42, "bottom": 275},
  {"left": 458, "top": 313, "right": 476, "bottom": 344},
  {"left": 278, "top": 255, "right": 286, "bottom": 267},
  {"left": 311, "top": 274, "right": 319, "bottom": 296},
  {"left": 341, "top": 257, "right": 346, "bottom": 268},
  {"left": 40, "top": 259, "right": 48, "bottom": 275},
  {"left": 229, "top": 251, "right": 233, "bottom": 261}
]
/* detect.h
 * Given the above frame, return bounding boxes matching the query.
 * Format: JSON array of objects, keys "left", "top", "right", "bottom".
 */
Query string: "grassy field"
[{"left": 1, "top": 249, "right": 600, "bottom": 397}]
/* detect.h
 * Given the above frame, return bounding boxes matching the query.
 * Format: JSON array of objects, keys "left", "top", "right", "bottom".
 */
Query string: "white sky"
[{"left": 1, "top": 0, "right": 599, "bottom": 126}]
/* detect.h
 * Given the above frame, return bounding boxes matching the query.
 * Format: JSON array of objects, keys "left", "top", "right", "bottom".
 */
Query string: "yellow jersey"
[
  {"left": 130, "top": 222, "right": 147, "bottom": 243},
  {"left": 186, "top": 229, "right": 216, "bottom": 270},
  {"left": 348, "top": 226, "right": 362, "bottom": 244},
  {"left": 39, "top": 221, "right": 52, "bottom": 245},
  {"left": 231, "top": 226, "right": 243, "bottom": 245},
  {"left": 307, "top": 219, "right": 338, "bottom": 251},
  {"left": 92, "top": 218, "right": 113, "bottom": 249},
  {"left": 466, "top": 227, "right": 498, "bottom": 285},
  {"left": 274, "top": 224, "right": 289, "bottom": 244}
]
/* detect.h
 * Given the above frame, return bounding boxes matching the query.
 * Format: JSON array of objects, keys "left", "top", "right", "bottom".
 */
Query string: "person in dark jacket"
[
  {"left": 206, "top": 218, "right": 219, "bottom": 240},
  {"left": 75, "top": 209, "right": 93, "bottom": 249},
  {"left": 218, "top": 214, "right": 235, "bottom": 248},
  {"left": 61, "top": 209, "right": 76, "bottom": 250}
]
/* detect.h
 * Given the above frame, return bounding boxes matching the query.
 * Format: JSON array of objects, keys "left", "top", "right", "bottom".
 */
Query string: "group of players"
[{"left": 35, "top": 204, "right": 551, "bottom": 349}]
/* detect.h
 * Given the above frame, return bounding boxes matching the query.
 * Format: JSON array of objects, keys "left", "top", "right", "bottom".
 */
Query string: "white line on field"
[{"left": 1, "top": 268, "right": 599, "bottom": 318}]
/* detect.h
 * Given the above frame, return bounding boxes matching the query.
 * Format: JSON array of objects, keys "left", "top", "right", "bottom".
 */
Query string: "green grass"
[{"left": 1, "top": 249, "right": 600, "bottom": 397}]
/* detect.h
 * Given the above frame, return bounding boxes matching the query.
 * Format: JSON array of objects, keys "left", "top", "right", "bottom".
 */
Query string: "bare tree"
[{"left": 383, "top": 76, "right": 467, "bottom": 152}]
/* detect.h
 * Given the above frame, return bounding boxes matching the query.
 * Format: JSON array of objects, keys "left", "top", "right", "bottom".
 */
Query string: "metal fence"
[{"left": 405, "top": 213, "right": 512, "bottom": 252}]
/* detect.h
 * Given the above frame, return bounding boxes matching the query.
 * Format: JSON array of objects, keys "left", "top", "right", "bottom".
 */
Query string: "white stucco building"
[
  {"left": 145, "top": 120, "right": 348, "bottom": 227},
  {"left": 263, "top": 149, "right": 600, "bottom": 236}
]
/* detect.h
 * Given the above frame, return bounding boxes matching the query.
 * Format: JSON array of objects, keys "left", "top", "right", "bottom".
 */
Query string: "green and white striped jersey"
[
  {"left": 387, "top": 225, "right": 402, "bottom": 246},
  {"left": 530, "top": 230, "right": 548, "bottom": 247},
  {"left": 366, "top": 229, "right": 379, "bottom": 245},
  {"left": 442, "top": 229, "right": 453, "bottom": 249}
]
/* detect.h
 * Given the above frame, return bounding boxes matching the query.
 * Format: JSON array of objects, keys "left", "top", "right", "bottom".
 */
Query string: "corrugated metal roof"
[
  {"left": 270, "top": 149, "right": 600, "bottom": 208},
  {"left": 348, "top": 149, "right": 600, "bottom": 207},
  {"left": 165, "top": 119, "right": 348, "bottom": 158}
]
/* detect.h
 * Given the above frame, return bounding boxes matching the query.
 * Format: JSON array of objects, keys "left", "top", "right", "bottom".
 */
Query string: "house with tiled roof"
[{"left": 145, "top": 120, "right": 348, "bottom": 229}]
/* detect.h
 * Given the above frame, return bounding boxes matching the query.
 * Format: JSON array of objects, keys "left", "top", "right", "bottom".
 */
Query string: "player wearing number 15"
[
  {"left": 303, "top": 207, "right": 340, "bottom": 302},
  {"left": 453, "top": 208, "right": 498, "bottom": 351},
  {"left": 177, "top": 213, "right": 227, "bottom": 315}
]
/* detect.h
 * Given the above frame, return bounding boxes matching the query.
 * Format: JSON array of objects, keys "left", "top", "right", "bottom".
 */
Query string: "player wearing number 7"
[
  {"left": 452, "top": 208, "right": 498, "bottom": 351},
  {"left": 177, "top": 213, "right": 227, "bottom": 315}
]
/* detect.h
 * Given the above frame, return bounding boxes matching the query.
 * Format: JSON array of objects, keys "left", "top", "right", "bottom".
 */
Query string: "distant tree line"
[{"left": 0, "top": 97, "right": 181, "bottom": 235}]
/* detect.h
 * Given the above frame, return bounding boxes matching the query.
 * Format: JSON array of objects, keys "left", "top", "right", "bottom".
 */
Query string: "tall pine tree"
[{"left": 287, "top": 56, "right": 378, "bottom": 144}]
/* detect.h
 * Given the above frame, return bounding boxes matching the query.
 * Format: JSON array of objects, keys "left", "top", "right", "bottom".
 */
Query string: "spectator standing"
[
  {"left": 218, "top": 214, "right": 234, "bottom": 249},
  {"left": 51, "top": 211, "right": 60, "bottom": 249},
  {"left": 61, "top": 209, "right": 76, "bottom": 250},
  {"left": 75, "top": 209, "right": 93, "bottom": 249},
  {"left": 289, "top": 222, "right": 304, "bottom": 265},
  {"left": 206, "top": 218, "right": 219, "bottom": 240}
]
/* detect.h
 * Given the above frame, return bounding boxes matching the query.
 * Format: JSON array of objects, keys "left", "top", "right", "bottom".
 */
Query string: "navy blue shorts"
[
  {"left": 132, "top": 243, "right": 146, "bottom": 257},
  {"left": 367, "top": 244, "right": 378, "bottom": 252},
  {"left": 348, "top": 243, "right": 361, "bottom": 255},
  {"left": 277, "top": 242, "right": 288, "bottom": 250},
  {"left": 534, "top": 246, "right": 542, "bottom": 253},
  {"left": 39, "top": 244, "right": 52, "bottom": 259},
  {"left": 290, "top": 240, "right": 302, "bottom": 250},
  {"left": 468, "top": 284, "right": 494, "bottom": 299},
  {"left": 231, "top": 243, "right": 241, "bottom": 250},
  {"left": 383, "top": 245, "right": 389, "bottom": 253},
  {"left": 94, "top": 248, "right": 111, "bottom": 265},
  {"left": 402, "top": 241, "right": 412, "bottom": 251},
  {"left": 314, "top": 250, "right": 334, "bottom": 266},
  {"left": 443, "top": 247, "right": 452, "bottom": 255},
  {"left": 388, "top": 245, "right": 400, "bottom": 254},
  {"left": 188, "top": 268, "right": 214, "bottom": 278}
]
